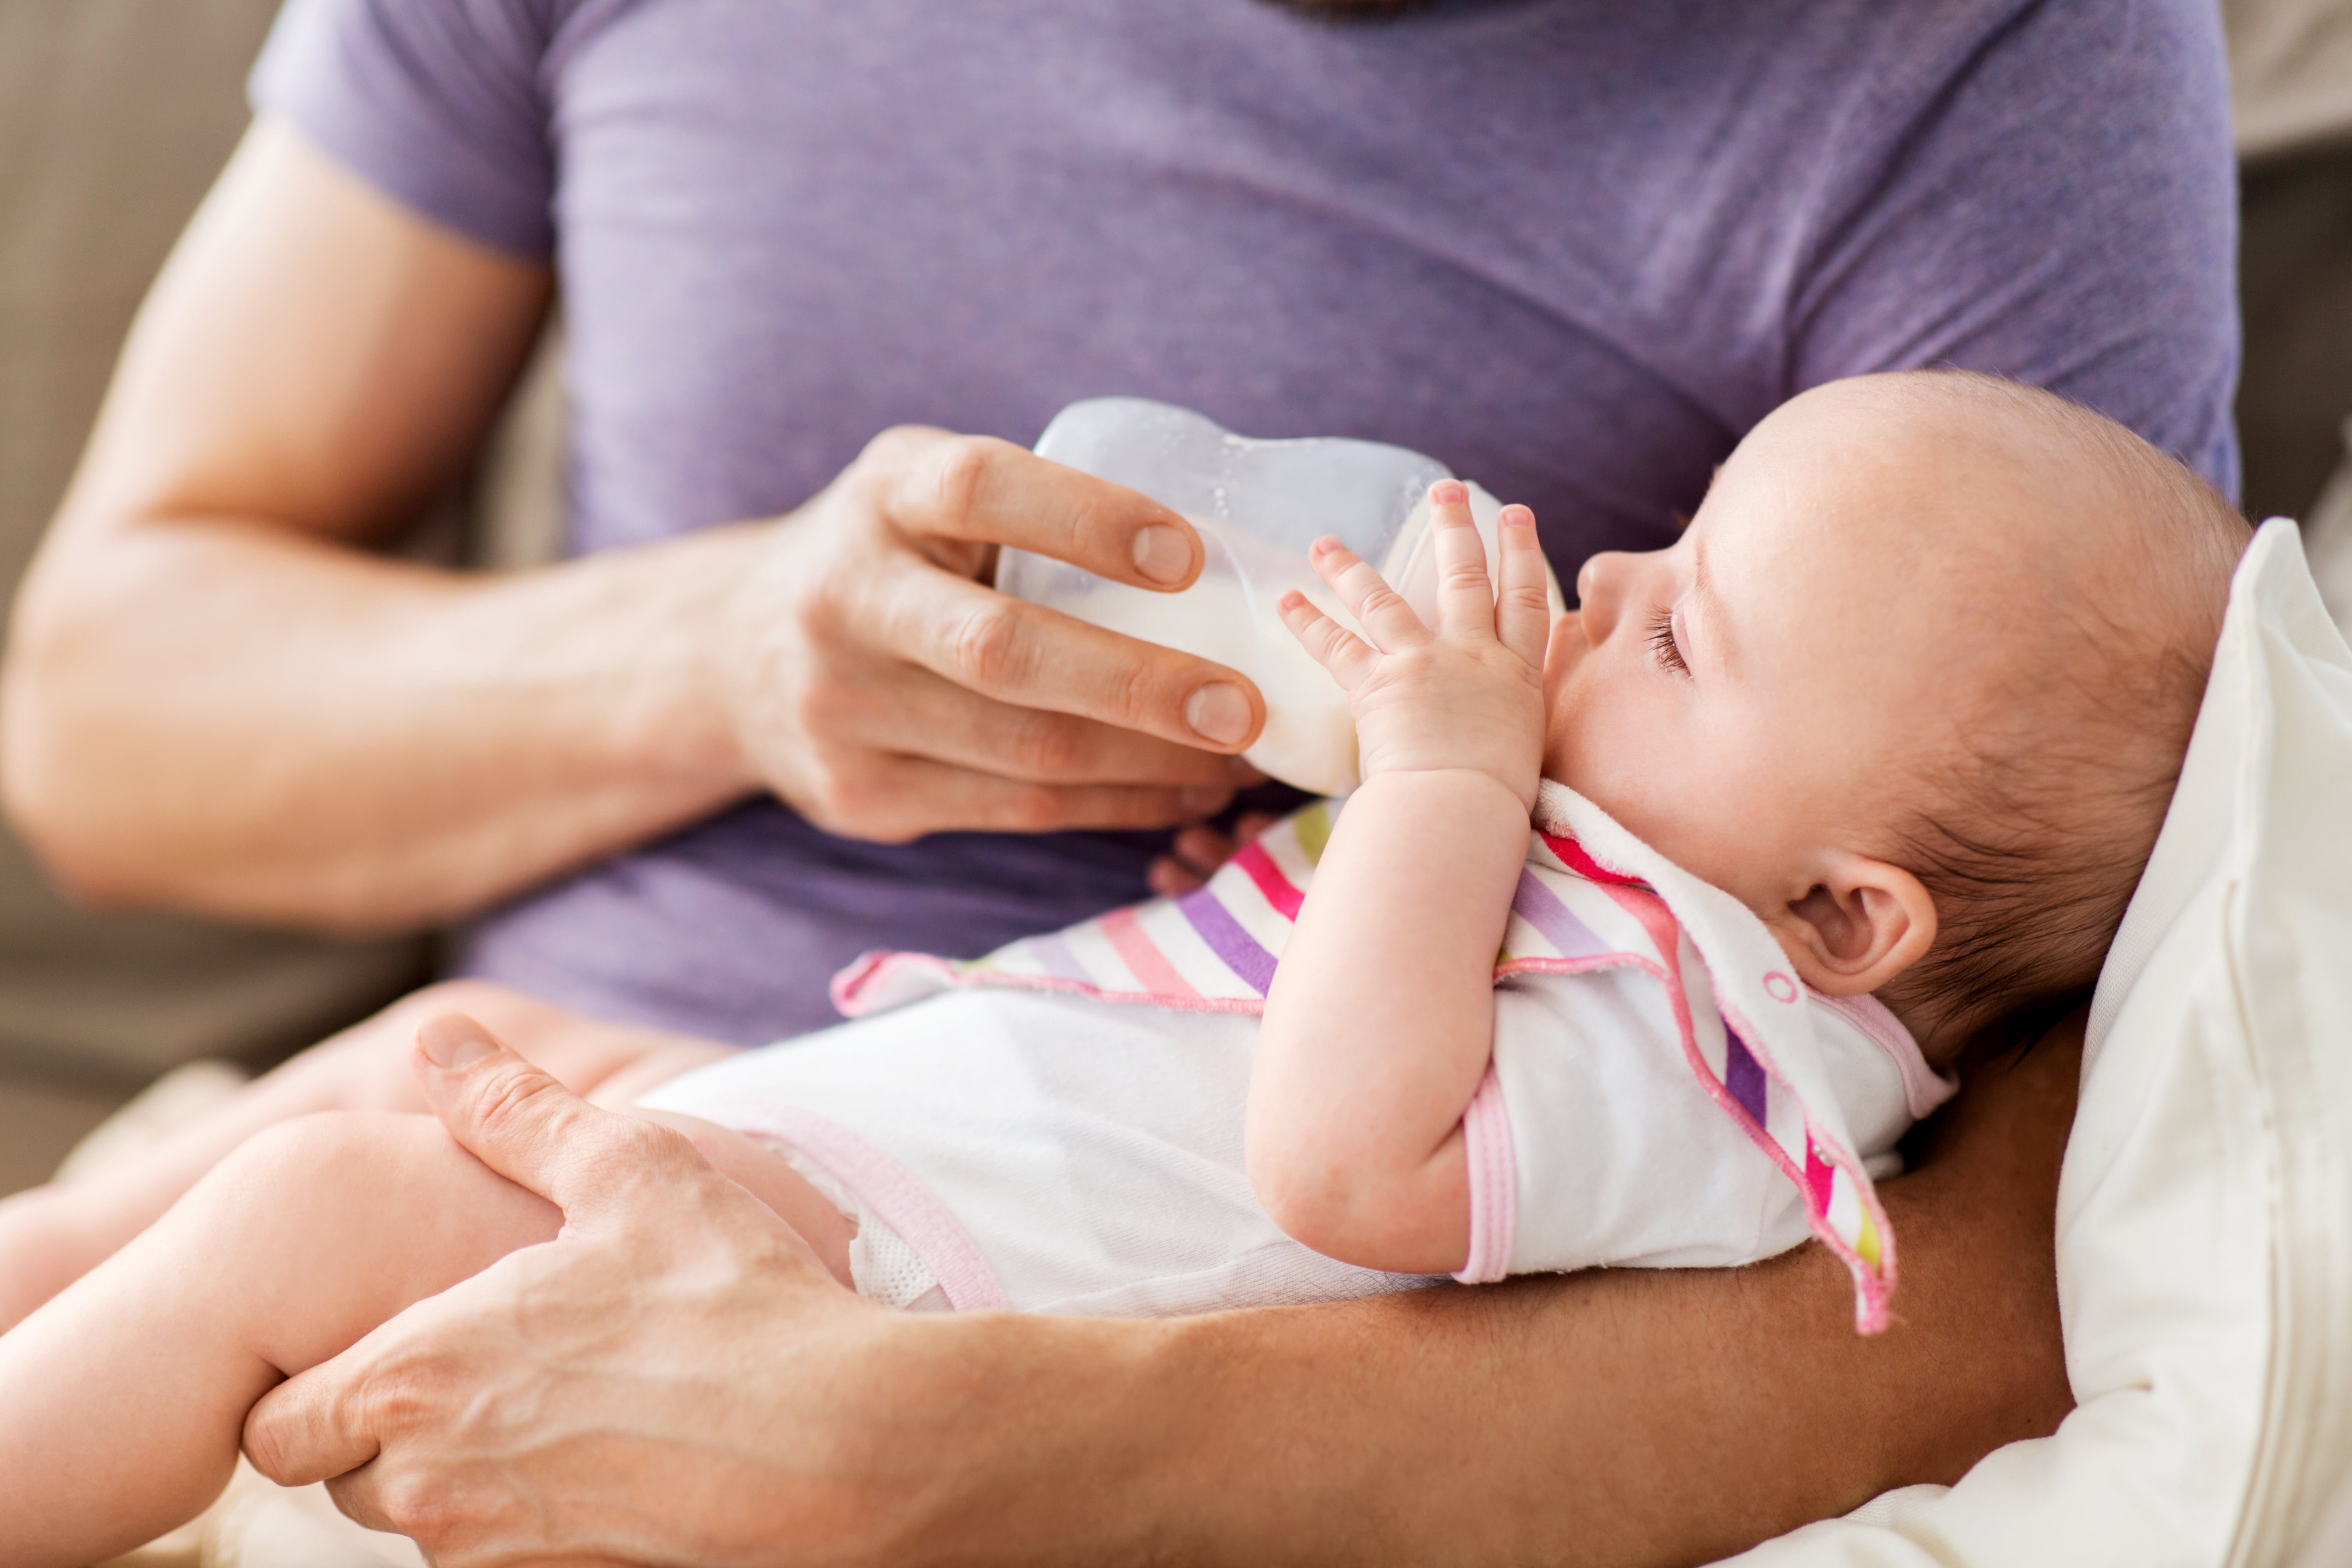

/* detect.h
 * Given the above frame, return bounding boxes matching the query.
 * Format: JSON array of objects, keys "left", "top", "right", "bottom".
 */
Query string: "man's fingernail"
[
  {"left": 1131, "top": 524, "right": 1193, "bottom": 585},
  {"left": 419, "top": 1014, "right": 497, "bottom": 1071},
  {"left": 1184, "top": 683, "right": 1252, "bottom": 745},
  {"left": 1180, "top": 786, "right": 1232, "bottom": 814},
  {"left": 1432, "top": 480, "right": 1467, "bottom": 506}
]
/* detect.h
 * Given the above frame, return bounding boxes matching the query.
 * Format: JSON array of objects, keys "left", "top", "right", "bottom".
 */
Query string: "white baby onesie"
[{"left": 638, "top": 784, "right": 1951, "bottom": 1328}]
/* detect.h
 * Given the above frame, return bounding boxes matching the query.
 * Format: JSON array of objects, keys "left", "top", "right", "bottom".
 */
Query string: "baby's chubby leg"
[
  {"left": 0, "top": 1018, "right": 849, "bottom": 1568},
  {"left": 0, "top": 1111, "right": 552, "bottom": 1567},
  {"left": 0, "top": 980, "right": 731, "bottom": 1331}
]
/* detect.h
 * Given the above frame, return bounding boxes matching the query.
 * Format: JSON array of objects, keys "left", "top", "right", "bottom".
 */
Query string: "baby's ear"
[{"left": 1763, "top": 854, "right": 1937, "bottom": 998}]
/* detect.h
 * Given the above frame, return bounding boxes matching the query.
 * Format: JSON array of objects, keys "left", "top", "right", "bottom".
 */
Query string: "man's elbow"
[
  {"left": 1, "top": 584, "right": 170, "bottom": 911},
  {"left": 0, "top": 684, "right": 147, "bottom": 910}
]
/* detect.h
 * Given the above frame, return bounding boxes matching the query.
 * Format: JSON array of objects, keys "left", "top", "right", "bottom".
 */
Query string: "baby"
[{"left": 0, "top": 370, "right": 2247, "bottom": 1563}]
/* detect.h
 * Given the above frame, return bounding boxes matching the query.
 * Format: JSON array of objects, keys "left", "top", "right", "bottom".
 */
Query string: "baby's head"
[{"left": 1544, "top": 370, "right": 2250, "bottom": 1056}]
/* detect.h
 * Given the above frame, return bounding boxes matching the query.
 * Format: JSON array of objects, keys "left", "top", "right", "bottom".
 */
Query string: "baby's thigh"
[
  {"left": 212, "top": 1105, "right": 850, "bottom": 1377},
  {"left": 301, "top": 980, "right": 731, "bottom": 1112},
  {"left": 201, "top": 1111, "right": 562, "bottom": 1376}
]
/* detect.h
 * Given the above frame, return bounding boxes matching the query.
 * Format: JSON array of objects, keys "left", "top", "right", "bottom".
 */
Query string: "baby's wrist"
[{"left": 1352, "top": 766, "right": 1535, "bottom": 820}]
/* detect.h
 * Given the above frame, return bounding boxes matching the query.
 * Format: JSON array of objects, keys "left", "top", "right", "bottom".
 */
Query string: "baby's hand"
[{"left": 1279, "top": 482, "right": 1552, "bottom": 811}]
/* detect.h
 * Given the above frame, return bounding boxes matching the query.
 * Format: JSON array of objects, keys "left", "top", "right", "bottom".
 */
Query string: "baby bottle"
[{"left": 996, "top": 398, "right": 1563, "bottom": 796}]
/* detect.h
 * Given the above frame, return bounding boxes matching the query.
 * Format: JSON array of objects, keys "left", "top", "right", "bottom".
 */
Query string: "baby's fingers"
[
  {"left": 1494, "top": 504, "right": 1553, "bottom": 668},
  {"left": 1427, "top": 481, "right": 1498, "bottom": 643},
  {"left": 1279, "top": 589, "right": 1381, "bottom": 691},
  {"left": 1308, "top": 537, "right": 1428, "bottom": 651}
]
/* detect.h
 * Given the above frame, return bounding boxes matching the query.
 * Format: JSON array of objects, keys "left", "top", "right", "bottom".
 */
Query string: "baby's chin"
[
  {"left": 1537, "top": 759, "right": 1657, "bottom": 847},
  {"left": 1539, "top": 760, "right": 1772, "bottom": 902}
]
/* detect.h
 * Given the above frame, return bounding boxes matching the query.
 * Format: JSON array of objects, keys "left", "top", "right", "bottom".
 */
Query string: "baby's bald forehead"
[
  {"left": 1702, "top": 370, "right": 2247, "bottom": 839},
  {"left": 1706, "top": 380, "right": 2058, "bottom": 697},
  {"left": 1753, "top": 376, "right": 2114, "bottom": 580},
  {"left": 1734, "top": 371, "right": 2238, "bottom": 668}
]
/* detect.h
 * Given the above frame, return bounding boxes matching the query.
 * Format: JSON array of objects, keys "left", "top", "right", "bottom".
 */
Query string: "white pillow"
[{"left": 1723, "top": 519, "right": 2352, "bottom": 1568}]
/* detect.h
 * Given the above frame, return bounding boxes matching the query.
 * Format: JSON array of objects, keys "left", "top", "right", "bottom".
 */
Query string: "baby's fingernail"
[
  {"left": 418, "top": 1014, "right": 497, "bottom": 1071},
  {"left": 1131, "top": 524, "right": 1193, "bottom": 585},
  {"left": 1185, "top": 682, "right": 1252, "bottom": 745},
  {"left": 1431, "top": 480, "right": 1467, "bottom": 506},
  {"left": 1501, "top": 504, "right": 1534, "bottom": 528}
]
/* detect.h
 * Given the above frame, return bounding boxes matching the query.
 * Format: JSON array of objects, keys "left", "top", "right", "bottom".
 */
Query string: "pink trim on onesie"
[
  {"left": 714, "top": 1102, "right": 1011, "bottom": 1312},
  {"left": 1812, "top": 992, "right": 1953, "bottom": 1119},
  {"left": 1452, "top": 1066, "right": 1517, "bottom": 1284}
]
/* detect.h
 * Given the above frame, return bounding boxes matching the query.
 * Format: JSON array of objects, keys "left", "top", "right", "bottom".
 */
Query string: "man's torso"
[{"left": 256, "top": 0, "right": 2238, "bottom": 1039}]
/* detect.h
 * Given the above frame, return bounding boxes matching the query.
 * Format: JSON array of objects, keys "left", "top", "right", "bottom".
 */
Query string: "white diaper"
[{"left": 767, "top": 1141, "right": 951, "bottom": 1312}]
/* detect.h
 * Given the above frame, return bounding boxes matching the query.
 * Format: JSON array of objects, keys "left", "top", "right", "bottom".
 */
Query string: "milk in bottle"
[{"left": 997, "top": 399, "right": 1561, "bottom": 796}]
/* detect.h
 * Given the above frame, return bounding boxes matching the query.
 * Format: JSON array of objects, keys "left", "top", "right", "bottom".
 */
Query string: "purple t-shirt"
[{"left": 252, "top": 0, "right": 2238, "bottom": 1044}]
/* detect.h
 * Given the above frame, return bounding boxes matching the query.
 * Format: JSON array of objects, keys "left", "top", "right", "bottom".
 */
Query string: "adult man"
[{"left": 0, "top": 0, "right": 2232, "bottom": 1560}]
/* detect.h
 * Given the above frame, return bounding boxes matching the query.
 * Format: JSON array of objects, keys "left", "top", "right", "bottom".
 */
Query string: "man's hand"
[
  {"left": 241, "top": 1026, "right": 896, "bottom": 1566},
  {"left": 1277, "top": 481, "right": 1552, "bottom": 813},
  {"left": 1147, "top": 809, "right": 1283, "bottom": 895},
  {"left": 719, "top": 426, "right": 1269, "bottom": 842}
]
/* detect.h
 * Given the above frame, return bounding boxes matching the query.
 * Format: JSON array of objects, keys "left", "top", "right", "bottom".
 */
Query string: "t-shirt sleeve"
[
  {"left": 1458, "top": 971, "right": 1916, "bottom": 1283},
  {"left": 248, "top": 0, "right": 561, "bottom": 257},
  {"left": 1788, "top": 0, "right": 2241, "bottom": 497}
]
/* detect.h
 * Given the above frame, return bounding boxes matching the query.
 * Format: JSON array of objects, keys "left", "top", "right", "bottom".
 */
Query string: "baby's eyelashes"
[{"left": 1647, "top": 607, "right": 1690, "bottom": 676}]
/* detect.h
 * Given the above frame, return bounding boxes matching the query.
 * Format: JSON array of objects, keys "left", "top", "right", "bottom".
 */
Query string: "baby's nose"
[{"left": 1573, "top": 552, "right": 1627, "bottom": 641}]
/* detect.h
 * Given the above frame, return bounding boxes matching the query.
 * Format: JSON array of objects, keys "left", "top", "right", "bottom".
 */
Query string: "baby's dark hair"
[{"left": 1870, "top": 372, "right": 2251, "bottom": 1047}]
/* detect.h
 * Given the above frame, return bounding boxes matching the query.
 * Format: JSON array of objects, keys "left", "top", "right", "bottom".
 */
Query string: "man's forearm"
[
  {"left": 0, "top": 517, "right": 762, "bottom": 930},
  {"left": 886, "top": 1022, "right": 2078, "bottom": 1568}
]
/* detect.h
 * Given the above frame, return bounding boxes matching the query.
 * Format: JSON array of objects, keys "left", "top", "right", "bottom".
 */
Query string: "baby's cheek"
[
  {"left": 1541, "top": 704, "right": 1733, "bottom": 881},
  {"left": 1541, "top": 704, "right": 1647, "bottom": 817}
]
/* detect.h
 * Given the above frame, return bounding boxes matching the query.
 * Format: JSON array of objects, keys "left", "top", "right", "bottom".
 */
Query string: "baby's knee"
[
  {"left": 294, "top": 980, "right": 547, "bottom": 1104},
  {"left": 201, "top": 1111, "right": 428, "bottom": 1226},
  {"left": 377, "top": 978, "right": 551, "bottom": 1041}
]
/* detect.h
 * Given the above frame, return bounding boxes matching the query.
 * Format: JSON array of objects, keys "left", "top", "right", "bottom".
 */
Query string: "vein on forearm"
[{"left": 0, "top": 515, "right": 761, "bottom": 930}]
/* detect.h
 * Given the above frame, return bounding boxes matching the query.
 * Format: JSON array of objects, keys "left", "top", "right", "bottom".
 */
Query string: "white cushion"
[{"left": 1723, "top": 519, "right": 2352, "bottom": 1567}]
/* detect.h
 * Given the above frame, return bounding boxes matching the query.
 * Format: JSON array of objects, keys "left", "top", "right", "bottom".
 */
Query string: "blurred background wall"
[
  {"left": 0, "top": 0, "right": 2347, "bottom": 1196},
  {"left": 0, "top": 0, "right": 430, "bottom": 1189},
  {"left": 2233, "top": 0, "right": 2352, "bottom": 523}
]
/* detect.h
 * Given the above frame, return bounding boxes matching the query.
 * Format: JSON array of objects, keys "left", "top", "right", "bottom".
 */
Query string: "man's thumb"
[
  {"left": 416, "top": 1009, "right": 501, "bottom": 1074},
  {"left": 412, "top": 1011, "right": 653, "bottom": 1214}
]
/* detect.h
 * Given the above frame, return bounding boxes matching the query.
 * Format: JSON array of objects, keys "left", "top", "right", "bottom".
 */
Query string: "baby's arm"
[{"left": 1247, "top": 484, "right": 1555, "bottom": 1276}]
